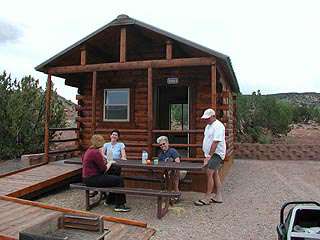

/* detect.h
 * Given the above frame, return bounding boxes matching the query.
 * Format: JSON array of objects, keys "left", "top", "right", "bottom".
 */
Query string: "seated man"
[{"left": 157, "top": 136, "right": 186, "bottom": 193}]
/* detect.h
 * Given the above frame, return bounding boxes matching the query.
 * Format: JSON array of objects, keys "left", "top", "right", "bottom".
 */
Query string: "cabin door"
[{"left": 157, "top": 86, "right": 189, "bottom": 157}]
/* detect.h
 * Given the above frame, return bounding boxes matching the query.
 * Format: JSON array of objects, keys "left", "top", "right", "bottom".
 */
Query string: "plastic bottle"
[{"left": 142, "top": 150, "right": 148, "bottom": 164}]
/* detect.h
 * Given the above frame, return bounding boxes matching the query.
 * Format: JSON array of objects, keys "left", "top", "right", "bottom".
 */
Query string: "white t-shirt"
[{"left": 202, "top": 119, "right": 226, "bottom": 160}]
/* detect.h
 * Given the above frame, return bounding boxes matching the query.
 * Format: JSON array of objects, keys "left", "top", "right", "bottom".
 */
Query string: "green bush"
[
  {"left": 291, "top": 104, "right": 320, "bottom": 124},
  {"left": 310, "top": 107, "right": 320, "bottom": 123},
  {"left": 237, "top": 91, "right": 293, "bottom": 143},
  {"left": 0, "top": 71, "right": 66, "bottom": 159}
]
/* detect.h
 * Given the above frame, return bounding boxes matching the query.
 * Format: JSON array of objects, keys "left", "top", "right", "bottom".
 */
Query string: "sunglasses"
[{"left": 159, "top": 142, "right": 166, "bottom": 146}]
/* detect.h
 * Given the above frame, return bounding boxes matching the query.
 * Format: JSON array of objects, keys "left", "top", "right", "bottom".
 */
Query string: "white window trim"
[{"left": 103, "top": 88, "right": 130, "bottom": 122}]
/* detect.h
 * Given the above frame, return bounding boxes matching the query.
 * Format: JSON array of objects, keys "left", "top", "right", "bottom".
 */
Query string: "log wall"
[{"left": 74, "top": 66, "right": 236, "bottom": 161}]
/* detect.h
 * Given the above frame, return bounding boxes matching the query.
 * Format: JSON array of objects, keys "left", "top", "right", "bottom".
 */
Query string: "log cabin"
[{"left": 35, "top": 14, "right": 240, "bottom": 192}]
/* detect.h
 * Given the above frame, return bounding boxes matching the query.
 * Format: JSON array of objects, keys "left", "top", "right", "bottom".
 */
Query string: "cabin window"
[{"left": 104, "top": 88, "right": 130, "bottom": 121}]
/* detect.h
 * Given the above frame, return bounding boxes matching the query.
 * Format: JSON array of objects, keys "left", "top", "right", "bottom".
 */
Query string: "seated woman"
[
  {"left": 103, "top": 129, "right": 126, "bottom": 160},
  {"left": 82, "top": 134, "right": 130, "bottom": 212},
  {"left": 157, "top": 136, "right": 187, "bottom": 193},
  {"left": 102, "top": 129, "right": 126, "bottom": 177}
]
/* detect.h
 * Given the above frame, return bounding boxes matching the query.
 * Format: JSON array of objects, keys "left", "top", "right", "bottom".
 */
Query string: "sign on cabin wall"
[{"left": 167, "top": 77, "right": 179, "bottom": 85}]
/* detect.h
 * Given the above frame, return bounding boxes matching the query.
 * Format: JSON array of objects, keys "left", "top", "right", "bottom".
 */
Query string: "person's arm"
[
  {"left": 208, "top": 141, "right": 219, "bottom": 158},
  {"left": 172, "top": 149, "right": 181, "bottom": 163},
  {"left": 120, "top": 143, "right": 127, "bottom": 160},
  {"left": 105, "top": 161, "right": 112, "bottom": 171},
  {"left": 93, "top": 150, "right": 108, "bottom": 172}
]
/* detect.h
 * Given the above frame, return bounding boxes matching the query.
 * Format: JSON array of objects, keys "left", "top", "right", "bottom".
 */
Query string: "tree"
[
  {"left": 0, "top": 71, "right": 66, "bottom": 159},
  {"left": 236, "top": 91, "right": 293, "bottom": 143}
]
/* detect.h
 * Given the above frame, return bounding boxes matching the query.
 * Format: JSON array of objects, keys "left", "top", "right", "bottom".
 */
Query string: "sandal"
[
  {"left": 89, "top": 191, "right": 98, "bottom": 198},
  {"left": 194, "top": 199, "right": 211, "bottom": 206},
  {"left": 170, "top": 196, "right": 181, "bottom": 204},
  {"left": 210, "top": 198, "right": 223, "bottom": 204}
]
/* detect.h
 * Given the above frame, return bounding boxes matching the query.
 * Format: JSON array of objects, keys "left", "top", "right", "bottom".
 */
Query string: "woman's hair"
[
  {"left": 156, "top": 136, "right": 169, "bottom": 144},
  {"left": 111, "top": 129, "right": 120, "bottom": 138},
  {"left": 90, "top": 134, "right": 105, "bottom": 149}
]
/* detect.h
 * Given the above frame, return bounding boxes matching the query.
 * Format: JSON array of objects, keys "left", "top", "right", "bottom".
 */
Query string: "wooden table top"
[{"left": 114, "top": 160, "right": 205, "bottom": 171}]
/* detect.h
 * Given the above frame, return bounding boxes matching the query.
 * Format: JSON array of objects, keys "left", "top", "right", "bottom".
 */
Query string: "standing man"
[{"left": 194, "top": 108, "right": 226, "bottom": 206}]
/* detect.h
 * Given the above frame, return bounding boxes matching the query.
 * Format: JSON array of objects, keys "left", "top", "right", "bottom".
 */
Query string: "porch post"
[
  {"left": 91, "top": 71, "right": 97, "bottom": 135},
  {"left": 120, "top": 28, "right": 126, "bottom": 63},
  {"left": 44, "top": 74, "right": 52, "bottom": 163},
  {"left": 232, "top": 94, "right": 237, "bottom": 143},
  {"left": 147, "top": 67, "right": 153, "bottom": 157},
  {"left": 211, "top": 64, "right": 216, "bottom": 110}
]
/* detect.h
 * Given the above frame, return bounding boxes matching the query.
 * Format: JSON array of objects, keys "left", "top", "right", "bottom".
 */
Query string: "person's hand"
[
  {"left": 203, "top": 157, "right": 210, "bottom": 166},
  {"left": 106, "top": 161, "right": 113, "bottom": 170}
]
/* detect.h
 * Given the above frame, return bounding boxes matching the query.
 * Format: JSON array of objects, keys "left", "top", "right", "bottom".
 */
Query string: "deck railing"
[{"left": 48, "top": 128, "right": 80, "bottom": 158}]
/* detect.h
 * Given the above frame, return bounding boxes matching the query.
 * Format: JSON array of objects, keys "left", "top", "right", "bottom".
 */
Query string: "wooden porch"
[
  {"left": 0, "top": 160, "right": 81, "bottom": 197},
  {"left": 0, "top": 160, "right": 155, "bottom": 239}
]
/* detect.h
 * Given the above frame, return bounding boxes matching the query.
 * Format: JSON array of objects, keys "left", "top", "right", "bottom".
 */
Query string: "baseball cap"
[{"left": 201, "top": 108, "right": 216, "bottom": 119}]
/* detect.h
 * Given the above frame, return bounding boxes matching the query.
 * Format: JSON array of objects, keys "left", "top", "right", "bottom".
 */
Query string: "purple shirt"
[{"left": 82, "top": 148, "right": 107, "bottom": 178}]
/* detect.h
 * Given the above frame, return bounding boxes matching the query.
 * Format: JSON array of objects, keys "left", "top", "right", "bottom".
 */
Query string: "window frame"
[{"left": 103, "top": 88, "right": 130, "bottom": 122}]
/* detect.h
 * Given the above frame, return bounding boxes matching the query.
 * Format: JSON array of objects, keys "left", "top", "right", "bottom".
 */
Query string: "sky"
[{"left": 1, "top": 0, "right": 319, "bottom": 102}]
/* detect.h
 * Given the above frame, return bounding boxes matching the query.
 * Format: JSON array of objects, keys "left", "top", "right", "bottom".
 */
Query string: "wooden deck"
[
  {"left": 0, "top": 196, "right": 155, "bottom": 239},
  {"left": 0, "top": 159, "right": 155, "bottom": 239},
  {"left": 0, "top": 159, "right": 82, "bottom": 197}
]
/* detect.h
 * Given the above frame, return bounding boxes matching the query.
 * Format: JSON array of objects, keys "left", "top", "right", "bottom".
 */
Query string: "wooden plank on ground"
[{"left": 0, "top": 197, "right": 155, "bottom": 239}]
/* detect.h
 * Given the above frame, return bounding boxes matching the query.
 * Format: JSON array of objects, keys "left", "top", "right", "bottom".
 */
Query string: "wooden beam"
[
  {"left": 166, "top": 40, "right": 172, "bottom": 60},
  {"left": 120, "top": 27, "right": 126, "bottom": 63},
  {"left": 91, "top": 71, "right": 97, "bottom": 135},
  {"left": 152, "top": 129, "right": 203, "bottom": 133},
  {"left": 44, "top": 74, "right": 52, "bottom": 163},
  {"left": 0, "top": 233, "right": 16, "bottom": 240},
  {"left": 147, "top": 67, "right": 153, "bottom": 158},
  {"left": 211, "top": 64, "right": 216, "bottom": 110},
  {"left": 80, "top": 46, "right": 86, "bottom": 65},
  {"left": 48, "top": 57, "right": 215, "bottom": 74},
  {"left": 95, "top": 128, "right": 148, "bottom": 133}
]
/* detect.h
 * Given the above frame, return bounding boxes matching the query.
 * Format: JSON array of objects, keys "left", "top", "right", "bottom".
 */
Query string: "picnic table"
[
  {"left": 68, "top": 158, "right": 205, "bottom": 218},
  {"left": 114, "top": 160, "right": 205, "bottom": 191},
  {"left": 114, "top": 160, "right": 204, "bottom": 171}
]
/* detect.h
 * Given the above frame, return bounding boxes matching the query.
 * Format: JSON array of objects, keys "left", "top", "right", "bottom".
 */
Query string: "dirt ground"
[
  {"left": 36, "top": 159, "right": 320, "bottom": 240},
  {"left": 277, "top": 122, "right": 320, "bottom": 144}
]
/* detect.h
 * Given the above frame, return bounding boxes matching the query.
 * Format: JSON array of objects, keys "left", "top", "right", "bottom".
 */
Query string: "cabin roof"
[{"left": 35, "top": 14, "right": 240, "bottom": 92}]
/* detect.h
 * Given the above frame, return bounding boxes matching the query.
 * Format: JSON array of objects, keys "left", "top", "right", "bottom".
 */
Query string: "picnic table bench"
[{"left": 70, "top": 182, "right": 181, "bottom": 219}]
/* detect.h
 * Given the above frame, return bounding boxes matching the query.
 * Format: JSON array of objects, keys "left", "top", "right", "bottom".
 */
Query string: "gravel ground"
[{"left": 36, "top": 159, "right": 320, "bottom": 240}]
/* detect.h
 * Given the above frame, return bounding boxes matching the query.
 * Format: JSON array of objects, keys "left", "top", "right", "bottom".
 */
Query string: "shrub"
[{"left": 237, "top": 91, "right": 293, "bottom": 143}]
